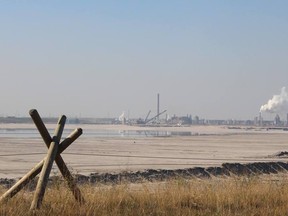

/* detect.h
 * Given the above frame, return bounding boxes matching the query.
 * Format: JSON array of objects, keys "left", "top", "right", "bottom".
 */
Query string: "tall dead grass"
[{"left": 1, "top": 175, "right": 288, "bottom": 215}]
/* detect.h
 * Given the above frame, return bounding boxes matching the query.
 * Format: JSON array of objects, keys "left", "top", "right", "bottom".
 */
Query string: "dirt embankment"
[{"left": 1, "top": 161, "right": 288, "bottom": 189}]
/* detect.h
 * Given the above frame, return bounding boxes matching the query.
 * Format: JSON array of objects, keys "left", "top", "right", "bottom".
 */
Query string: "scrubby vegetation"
[{"left": 1, "top": 174, "right": 288, "bottom": 215}]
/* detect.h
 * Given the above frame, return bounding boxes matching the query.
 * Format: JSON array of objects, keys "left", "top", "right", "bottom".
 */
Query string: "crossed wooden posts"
[{"left": 0, "top": 109, "right": 85, "bottom": 210}]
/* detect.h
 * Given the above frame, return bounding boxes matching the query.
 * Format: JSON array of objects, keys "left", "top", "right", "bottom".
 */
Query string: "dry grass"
[{"left": 1, "top": 175, "right": 288, "bottom": 215}]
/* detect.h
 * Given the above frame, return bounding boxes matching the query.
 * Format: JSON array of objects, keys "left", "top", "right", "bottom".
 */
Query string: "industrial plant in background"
[
  {"left": 1, "top": 112, "right": 288, "bottom": 128},
  {"left": 2, "top": 88, "right": 288, "bottom": 128},
  {"left": 135, "top": 93, "right": 167, "bottom": 125},
  {"left": 254, "top": 113, "right": 288, "bottom": 127},
  {"left": 257, "top": 87, "right": 288, "bottom": 127},
  {"left": 111, "top": 93, "right": 288, "bottom": 127}
]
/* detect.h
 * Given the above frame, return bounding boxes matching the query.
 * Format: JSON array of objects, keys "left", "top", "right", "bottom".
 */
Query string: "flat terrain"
[{"left": 0, "top": 124, "right": 288, "bottom": 178}]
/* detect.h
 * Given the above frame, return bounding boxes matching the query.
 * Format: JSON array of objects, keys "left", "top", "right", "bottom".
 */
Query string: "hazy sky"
[{"left": 0, "top": 1, "right": 287, "bottom": 120}]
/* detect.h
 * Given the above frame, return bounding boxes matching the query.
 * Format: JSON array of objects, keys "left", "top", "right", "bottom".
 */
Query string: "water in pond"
[{"left": 0, "top": 128, "right": 193, "bottom": 138}]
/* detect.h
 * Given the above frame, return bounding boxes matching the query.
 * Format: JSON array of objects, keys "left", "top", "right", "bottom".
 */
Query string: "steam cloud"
[{"left": 260, "top": 87, "right": 288, "bottom": 113}]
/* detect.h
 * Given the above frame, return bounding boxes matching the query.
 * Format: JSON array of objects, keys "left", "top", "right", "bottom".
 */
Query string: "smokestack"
[
  {"left": 157, "top": 93, "right": 160, "bottom": 121},
  {"left": 259, "top": 112, "right": 263, "bottom": 126}
]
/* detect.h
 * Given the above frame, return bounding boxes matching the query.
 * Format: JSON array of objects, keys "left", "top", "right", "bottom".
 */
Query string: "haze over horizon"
[{"left": 0, "top": 1, "right": 287, "bottom": 120}]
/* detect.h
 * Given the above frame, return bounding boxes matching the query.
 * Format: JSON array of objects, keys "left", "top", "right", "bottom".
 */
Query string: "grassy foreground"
[{"left": 1, "top": 175, "right": 288, "bottom": 215}]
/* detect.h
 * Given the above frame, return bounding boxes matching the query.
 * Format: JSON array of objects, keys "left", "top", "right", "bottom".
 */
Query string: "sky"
[{"left": 0, "top": 1, "right": 287, "bottom": 120}]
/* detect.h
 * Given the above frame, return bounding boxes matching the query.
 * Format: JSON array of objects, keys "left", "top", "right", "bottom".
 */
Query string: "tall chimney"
[{"left": 157, "top": 93, "right": 160, "bottom": 121}]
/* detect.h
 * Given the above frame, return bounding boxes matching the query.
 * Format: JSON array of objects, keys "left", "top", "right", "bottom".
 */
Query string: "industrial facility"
[{"left": 1, "top": 92, "right": 288, "bottom": 128}]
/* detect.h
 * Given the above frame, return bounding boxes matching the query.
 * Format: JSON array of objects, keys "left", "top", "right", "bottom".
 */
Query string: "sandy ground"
[{"left": 0, "top": 124, "right": 288, "bottom": 178}]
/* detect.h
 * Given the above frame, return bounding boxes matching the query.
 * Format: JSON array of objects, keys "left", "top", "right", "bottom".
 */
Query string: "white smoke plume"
[{"left": 260, "top": 87, "right": 288, "bottom": 113}]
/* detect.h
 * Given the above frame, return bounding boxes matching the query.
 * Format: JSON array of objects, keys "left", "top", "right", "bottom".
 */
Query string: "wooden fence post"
[
  {"left": 30, "top": 115, "right": 66, "bottom": 210},
  {"left": 0, "top": 128, "right": 82, "bottom": 202},
  {"left": 0, "top": 109, "right": 85, "bottom": 208},
  {"left": 30, "top": 109, "right": 85, "bottom": 203}
]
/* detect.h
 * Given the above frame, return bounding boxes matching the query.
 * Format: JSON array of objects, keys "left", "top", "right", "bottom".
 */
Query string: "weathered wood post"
[
  {"left": 0, "top": 109, "right": 85, "bottom": 209},
  {"left": 30, "top": 115, "right": 66, "bottom": 210},
  {"left": 0, "top": 128, "right": 82, "bottom": 202},
  {"left": 29, "top": 109, "right": 85, "bottom": 203}
]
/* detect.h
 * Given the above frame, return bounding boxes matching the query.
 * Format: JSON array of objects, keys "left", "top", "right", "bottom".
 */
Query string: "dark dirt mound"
[
  {"left": 273, "top": 151, "right": 288, "bottom": 157},
  {"left": 83, "top": 161, "right": 288, "bottom": 184},
  {"left": 1, "top": 161, "right": 288, "bottom": 188}
]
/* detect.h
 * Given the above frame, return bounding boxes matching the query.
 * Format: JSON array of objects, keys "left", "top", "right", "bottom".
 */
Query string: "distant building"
[
  {"left": 193, "top": 116, "right": 199, "bottom": 125},
  {"left": 259, "top": 112, "right": 263, "bottom": 126},
  {"left": 180, "top": 115, "right": 192, "bottom": 125},
  {"left": 274, "top": 114, "right": 281, "bottom": 126}
]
